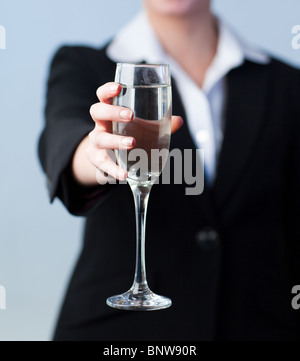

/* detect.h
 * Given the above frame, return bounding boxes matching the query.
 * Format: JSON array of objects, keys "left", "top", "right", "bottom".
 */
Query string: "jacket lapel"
[{"left": 213, "top": 60, "right": 270, "bottom": 208}]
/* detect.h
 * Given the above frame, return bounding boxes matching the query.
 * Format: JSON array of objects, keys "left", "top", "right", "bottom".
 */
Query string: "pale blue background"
[{"left": 0, "top": 0, "right": 299, "bottom": 340}]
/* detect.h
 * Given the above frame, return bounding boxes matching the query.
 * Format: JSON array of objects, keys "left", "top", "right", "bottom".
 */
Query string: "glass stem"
[{"left": 128, "top": 182, "right": 153, "bottom": 295}]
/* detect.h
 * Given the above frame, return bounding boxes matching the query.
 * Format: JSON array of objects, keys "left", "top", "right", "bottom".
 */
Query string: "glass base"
[{"left": 106, "top": 289, "right": 172, "bottom": 311}]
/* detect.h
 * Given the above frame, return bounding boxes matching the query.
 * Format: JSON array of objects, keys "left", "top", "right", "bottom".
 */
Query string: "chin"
[{"left": 145, "top": 0, "right": 210, "bottom": 16}]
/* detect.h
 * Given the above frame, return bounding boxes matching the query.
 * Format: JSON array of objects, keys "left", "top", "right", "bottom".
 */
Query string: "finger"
[
  {"left": 96, "top": 82, "right": 121, "bottom": 104},
  {"left": 96, "top": 168, "right": 118, "bottom": 185},
  {"left": 86, "top": 147, "right": 127, "bottom": 180},
  {"left": 90, "top": 102, "right": 133, "bottom": 124},
  {"left": 171, "top": 116, "right": 183, "bottom": 134},
  {"left": 96, "top": 150, "right": 127, "bottom": 180},
  {"left": 89, "top": 130, "right": 136, "bottom": 150}
]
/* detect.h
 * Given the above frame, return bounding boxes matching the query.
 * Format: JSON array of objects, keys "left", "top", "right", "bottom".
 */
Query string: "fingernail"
[
  {"left": 120, "top": 109, "right": 133, "bottom": 120},
  {"left": 121, "top": 137, "right": 134, "bottom": 147}
]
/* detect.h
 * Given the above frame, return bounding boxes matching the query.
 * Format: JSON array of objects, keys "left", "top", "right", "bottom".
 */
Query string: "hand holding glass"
[{"left": 106, "top": 63, "right": 172, "bottom": 311}]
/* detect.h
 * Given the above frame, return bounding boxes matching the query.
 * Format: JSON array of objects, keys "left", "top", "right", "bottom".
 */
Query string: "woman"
[{"left": 39, "top": 0, "right": 300, "bottom": 340}]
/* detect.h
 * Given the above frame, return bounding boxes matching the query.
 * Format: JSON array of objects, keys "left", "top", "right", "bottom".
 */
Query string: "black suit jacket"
[{"left": 39, "top": 45, "right": 300, "bottom": 341}]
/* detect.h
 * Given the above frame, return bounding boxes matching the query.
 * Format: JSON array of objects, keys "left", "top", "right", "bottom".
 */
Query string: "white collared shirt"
[{"left": 107, "top": 11, "right": 269, "bottom": 184}]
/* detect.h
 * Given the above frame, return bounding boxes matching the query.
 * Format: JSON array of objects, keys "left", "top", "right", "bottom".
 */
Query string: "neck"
[{"left": 146, "top": 8, "right": 218, "bottom": 87}]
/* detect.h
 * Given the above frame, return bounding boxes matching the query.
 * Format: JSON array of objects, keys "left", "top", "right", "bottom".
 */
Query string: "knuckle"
[
  {"left": 103, "top": 154, "right": 109, "bottom": 162},
  {"left": 96, "top": 83, "right": 111, "bottom": 101},
  {"left": 89, "top": 103, "right": 97, "bottom": 118},
  {"left": 94, "top": 132, "right": 101, "bottom": 146},
  {"left": 95, "top": 149, "right": 109, "bottom": 167},
  {"left": 96, "top": 86, "right": 102, "bottom": 99},
  {"left": 88, "top": 130, "right": 96, "bottom": 145}
]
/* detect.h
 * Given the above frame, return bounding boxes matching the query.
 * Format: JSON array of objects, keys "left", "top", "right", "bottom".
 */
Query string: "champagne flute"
[{"left": 106, "top": 63, "right": 172, "bottom": 311}]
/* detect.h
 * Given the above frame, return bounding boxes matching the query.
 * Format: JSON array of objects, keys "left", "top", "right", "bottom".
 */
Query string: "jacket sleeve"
[
  {"left": 38, "top": 46, "right": 112, "bottom": 216},
  {"left": 287, "top": 67, "right": 300, "bottom": 282}
]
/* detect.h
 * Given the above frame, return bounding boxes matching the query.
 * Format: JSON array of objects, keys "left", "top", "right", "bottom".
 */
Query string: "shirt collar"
[{"left": 106, "top": 11, "right": 269, "bottom": 92}]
